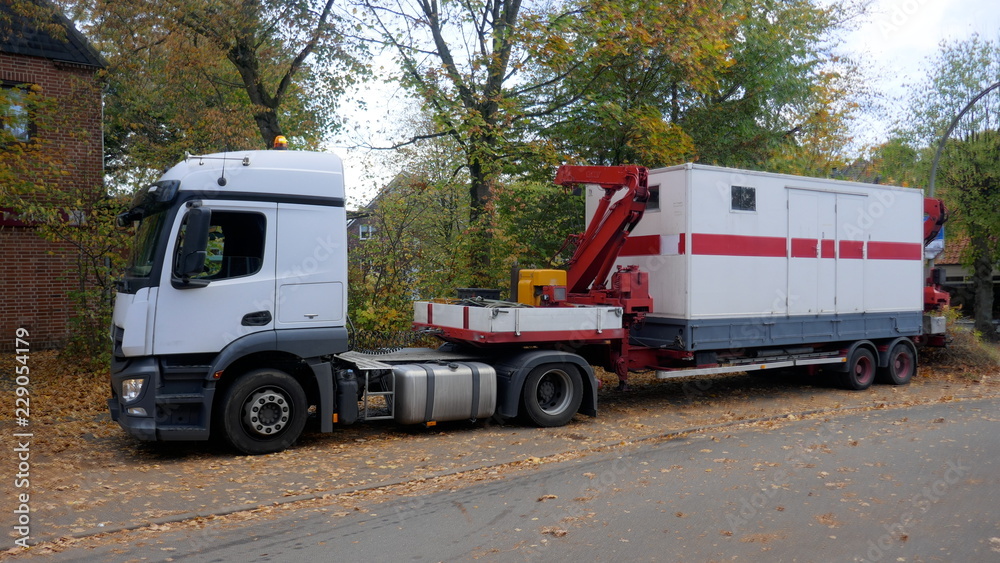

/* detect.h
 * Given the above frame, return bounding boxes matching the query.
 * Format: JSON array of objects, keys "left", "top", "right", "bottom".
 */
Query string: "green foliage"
[
  {"left": 347, "top": 172, "right": 585, "bottom": 333},
  {"left": 543, "top": 0, "right": 858, "bottom": 170},
  {"left": 347, "top": 173, "right": 471, "bottom": 333},
  {"left": 687, "top": 0, "right": 853, "bottom": 168},
  {"left": 493, "top": 180, "right": 585, "bottom": 270}
]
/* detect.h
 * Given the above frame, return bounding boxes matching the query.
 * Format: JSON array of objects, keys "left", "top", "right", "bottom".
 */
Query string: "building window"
[
  {"left": 1, "top": 85, "right": 31, "bottom": 143},
  {"left": 731, "top": 185, "right": 756, "bottom": 212},
  {"left": 359, "top": 224, "right": 375, "bottom": 240}
]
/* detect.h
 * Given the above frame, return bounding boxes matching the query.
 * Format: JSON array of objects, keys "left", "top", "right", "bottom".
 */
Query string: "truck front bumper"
[{"left": 109, "top": 355, "right": 214, "bottom": 442}]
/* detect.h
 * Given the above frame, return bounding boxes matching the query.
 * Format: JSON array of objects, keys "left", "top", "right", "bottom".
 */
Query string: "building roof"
[
  {"left": 0, "top": 1, "right": 105, "bottom": 68},
  {"left": 937, "top": 235, "right": 967, "bottom": 265}
]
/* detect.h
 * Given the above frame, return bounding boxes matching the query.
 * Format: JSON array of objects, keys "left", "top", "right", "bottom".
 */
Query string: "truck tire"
[
  {"left": 520, "top": 364, "right": 583, "bottom": 427},
  {"left": 877, "top": 341, "right": 916, "bottom": 385},
  {"left": 220, "top": 368, "right": 308, "bottom": 455},
  {"left": 840, "top": 347, "right": 876, "bottom": 391}
]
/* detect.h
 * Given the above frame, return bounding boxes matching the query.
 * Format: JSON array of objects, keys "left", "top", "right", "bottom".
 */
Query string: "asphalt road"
[{"left": 25, "top": 396, "right": 1000, "bottom": 562}]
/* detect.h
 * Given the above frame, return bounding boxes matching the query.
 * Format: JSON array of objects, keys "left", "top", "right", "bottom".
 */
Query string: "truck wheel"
[
  {"left": 521, "top": 364, "right": 583, "bottom": 427},
  {"left": 840, "top": 347, "right": 876, "bottom": 390},
  {"left": 877, "top": 342, "right": 916, "bottom": 385},
  {"left": 220, "top": 368, "right": 308, "bottom": 455}
]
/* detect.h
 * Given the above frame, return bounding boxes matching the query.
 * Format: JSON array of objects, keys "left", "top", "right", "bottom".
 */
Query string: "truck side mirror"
[{"left": 175, "top": 207, "right": 212, "bottom": 286}]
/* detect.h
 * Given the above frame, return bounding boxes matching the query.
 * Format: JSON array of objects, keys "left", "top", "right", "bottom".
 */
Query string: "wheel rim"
[
  {"left": 855, "top": 354, "right": 874, "bottom": 384},
  {"left": 242, "top": 388, "right": 291, "bottom": 437},
  {"left": 892, "top": 349, "right": 912, "bottom": 377},
  {"left": 535, "top": 369, "right": 573, "bottom": 415}
]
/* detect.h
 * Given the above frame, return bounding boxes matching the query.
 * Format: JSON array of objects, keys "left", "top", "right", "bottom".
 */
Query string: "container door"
[
  {"left": 787, "top": 190, "right": 837, "bottom": 315},
  {"left": 788, "top": 190, "right": 820, "bottom": 314},
  {"left": 835, "top": 194, "right": 867, "bottom": 313}
]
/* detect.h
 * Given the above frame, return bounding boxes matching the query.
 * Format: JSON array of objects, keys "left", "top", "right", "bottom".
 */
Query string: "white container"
[{"left": 587, "top": 164, "right": 925, "bottom": 350}]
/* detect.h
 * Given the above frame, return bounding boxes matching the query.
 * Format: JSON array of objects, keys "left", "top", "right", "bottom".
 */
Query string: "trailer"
[{"left": 108, "top": 151, "right": 947, "bottom": 454}]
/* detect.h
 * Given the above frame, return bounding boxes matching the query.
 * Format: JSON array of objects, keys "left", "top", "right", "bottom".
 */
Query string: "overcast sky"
[
  {"left": 843, "top": 0, "right": 1000, "bottom": 104},
  {"left": 339, "top": 0, "right": 1000, "bottom": 204}
]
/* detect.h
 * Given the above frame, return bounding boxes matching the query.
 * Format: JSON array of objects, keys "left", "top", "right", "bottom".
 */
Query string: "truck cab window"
[{"left": 174, "top": 211, "right": 266, "bottom": 280}]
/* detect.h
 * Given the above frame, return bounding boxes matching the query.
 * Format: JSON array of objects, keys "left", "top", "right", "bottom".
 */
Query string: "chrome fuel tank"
[{"left": 392, "top": 362, "right": 496, "bottom": 424}]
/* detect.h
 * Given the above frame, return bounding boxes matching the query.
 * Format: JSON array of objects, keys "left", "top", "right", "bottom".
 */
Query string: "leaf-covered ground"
[{"left": 1, "top": 336, "right": 998, "bottom": 557}]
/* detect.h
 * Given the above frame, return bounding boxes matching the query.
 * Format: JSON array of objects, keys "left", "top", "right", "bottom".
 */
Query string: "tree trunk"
[
  {"left": 253, "top": 110, "right": 283, "bottom": 148},
  {"left": 970, "top": 235, "right": 997, "bottom": 339},
  {"left": 468, "top": 160, "right": 493, "bottom": 287}
]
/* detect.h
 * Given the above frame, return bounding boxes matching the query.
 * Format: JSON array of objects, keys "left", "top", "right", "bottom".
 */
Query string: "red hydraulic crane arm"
[
  {"left": 924, "top": 197, "right": 947, "bottom": 245},
  {"left": 555, "top": 165, "right": 649, "bottom": 294}
]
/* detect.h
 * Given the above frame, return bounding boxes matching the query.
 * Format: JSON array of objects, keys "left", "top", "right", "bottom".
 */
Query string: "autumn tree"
[
  {"left": 900, "top": 34, "right": 1000, "bottom": 337},
  {"left": 62, "top": 0, "right": 365, "bottom": 183},
  {"left": 939, "top": 132, "right": 1000, "bottom": 338},
  {"left": 766, "top": 62, "right": 872, "bottom": 178},
  {"left": 358, "top": 0, "right": 732, "bottom": 285},
  {"left": 540, "top": 0, "right": 860, "bottom": 171},
  {"left": 537, "top": 0, "right": 732, "bottom": 168}
]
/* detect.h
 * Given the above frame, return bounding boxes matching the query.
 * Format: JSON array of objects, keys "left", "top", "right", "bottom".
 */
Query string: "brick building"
[{"left": 0, "top": 3, "right": 105, "bottom": 348}]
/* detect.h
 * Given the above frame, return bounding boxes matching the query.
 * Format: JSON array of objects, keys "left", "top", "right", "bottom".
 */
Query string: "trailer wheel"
[
  {"left": 877, "top": 341, "right": 916, "bottom": 385},
  {"left": 841, "top": 347, "right": 876, "bottom": 390},
  {"left": 521, "top": 364, "right": 583, "bottom": 427},
  {"left": 220, "top": 368, "right": 308, "bottom": 455}
]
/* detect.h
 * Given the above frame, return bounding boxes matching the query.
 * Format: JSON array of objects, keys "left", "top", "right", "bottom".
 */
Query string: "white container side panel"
[
  {"left": 687, "top": 168, "right": 790, "bottom": 239},
  {"left": 865, "top": 259, "right": 924, "bottom": 312},
  {"left": 590, "top": 164, "right": 926, "bottom": 321},
  {"left": 688, "top": 256, "right": 788, "bottom": 317},
  {"left": 787, "top": 189, "right": 837, "bottom": 315},
  {"left": 620, "top": 169, "right": 689, "bottom": 317}
]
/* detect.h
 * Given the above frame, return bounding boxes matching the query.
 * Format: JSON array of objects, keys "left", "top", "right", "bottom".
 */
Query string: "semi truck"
[{"left": 108, "top": 150, "right": 948, "bottom": 454}]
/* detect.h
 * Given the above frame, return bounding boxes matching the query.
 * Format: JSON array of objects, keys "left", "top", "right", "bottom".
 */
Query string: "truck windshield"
[
  {"left": 126, "top": 211, "right": 167, "bottom": 278},
  {"left": 121, "top": 180, "right": 180, "bottom": 280}
]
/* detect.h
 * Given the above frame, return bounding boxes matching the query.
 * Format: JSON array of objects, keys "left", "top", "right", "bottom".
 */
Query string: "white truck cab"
[{"left": 109, "top": 151, "right": 350, "bottom": 450}]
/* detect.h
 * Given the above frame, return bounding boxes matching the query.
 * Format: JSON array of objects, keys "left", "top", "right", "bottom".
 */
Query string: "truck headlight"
[{"left": 122, "top": 378, "right": 145, "bottom": 403}]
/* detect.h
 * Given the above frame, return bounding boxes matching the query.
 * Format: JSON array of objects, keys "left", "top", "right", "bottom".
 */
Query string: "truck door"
[{"left": 152, "top": 202, "right": 277, "bottom": 355}]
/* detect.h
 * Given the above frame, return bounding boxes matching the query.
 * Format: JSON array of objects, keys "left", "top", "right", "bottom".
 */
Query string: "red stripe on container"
[
  {"left": 790, "top": 238, "right": 818, "bottom": 258},
  {"left": 620, "top": 234, "right": 661, "bottom": 256},
  {"left": 821, "top": 239, "right": 836, "bottom": 258},
  {"left": 690, "top": 233, "right": 786, "bottom": 257},
  {"left": 839, "top": 240, "right": 864, "bottom": 259},
  {"left": 868, "top": 241, "right": 922, "bottom": 260}
]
